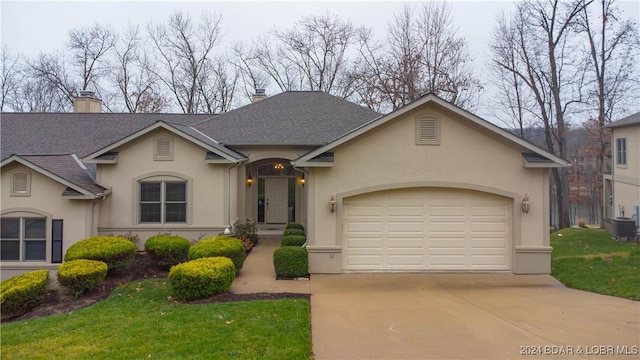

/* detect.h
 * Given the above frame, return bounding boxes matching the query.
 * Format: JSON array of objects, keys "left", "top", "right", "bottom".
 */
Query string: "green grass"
[
  {"left": 1, "top": 279, "right": 311, "bottom": 360},
  {"left": 551, "top": 228, "right": 640, "bottom": 301}
]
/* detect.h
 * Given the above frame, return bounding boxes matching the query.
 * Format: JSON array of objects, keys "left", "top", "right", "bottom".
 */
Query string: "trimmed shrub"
[
  {"left": 64, "top": 236, "right": 137, "bottom": 272},
  {"left": 273, "top": 247, "right": 308, "bottom": 278},
  {"left": 1, "top": 270, "right": 49, "bottom": 318},
  {"left": 235, "top": 220, "right": 258, "bottom": 245},
  {"left": 188, "top": 236, "right": 246, "bottom": 273},
  {"left": 57, "top": 259, "right": 108, "bottom": 298},
  {"left": 281, "top": 234, "right": 306, "bottom": 247},
  {"left": 169, "top": 257, "right": 235, "bottom": 300},
  {"left": 285, "top": 223, "right": 305, "bottom": 232},
  {"left": 144, "top": 235, "right": 190, "bottom": 267},
  {"left": 283, "top": 228, "right": 305, "bottom": 237}
]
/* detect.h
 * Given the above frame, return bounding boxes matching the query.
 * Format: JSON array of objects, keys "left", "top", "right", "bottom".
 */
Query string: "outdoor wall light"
[
  {"left": 300, "top": 175, "right": 306, "bottom": 186},
  {"left": 329, "top": 194, "right": 337, "bottom": 213},
  {"left": 246, "top": 173, "right": 253, "bottom": 186},
  {"left": 521, "top": 193, "right": 530, "bottom": 213}
]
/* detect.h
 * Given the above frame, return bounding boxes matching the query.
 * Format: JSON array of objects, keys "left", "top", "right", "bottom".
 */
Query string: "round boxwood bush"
[
  {"left": 1, "top": 270, "right": 49, "bottom": 318},
  {"left": 188, "top": 236, "right": 246, "bottom": 274},
  {"left": 168, "top": 257, "right": 236, "bottom": 300},
  {"left": 64, "top": 236, "right": 137, "bottom": 273},
  {"left": 144, "top": 235, "right": 190, "bottom": 268},
  {"left": 285, "top": 223, "right": 305, "bottom": 232},
  {"left": 281, "top": 234, "right": 306, "bottom": 247},
  {"left": 273, "top": 246, "right": 308, "bottom": 278},
  {"left": 283, "top": 228, "right": 305, "bottom": 236},
  {"left": 57, "top": 259, "right": 108, "bottom": 298}
]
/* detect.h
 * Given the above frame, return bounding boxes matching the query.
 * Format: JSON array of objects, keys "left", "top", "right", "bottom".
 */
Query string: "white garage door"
[{"left": 343, "top": 188, "right": 511, "bottom": 271}]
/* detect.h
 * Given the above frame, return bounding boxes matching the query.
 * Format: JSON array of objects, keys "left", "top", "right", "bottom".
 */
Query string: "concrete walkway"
[{"left": 230, "top": 237, "right": 310, "bottom": 294}]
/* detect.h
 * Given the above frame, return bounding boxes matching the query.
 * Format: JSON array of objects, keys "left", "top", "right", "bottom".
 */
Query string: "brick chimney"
[
  {"left": 251, "top": 88, "right": 267, "bottom": 103},
  {"left": 73, "top": 90, "right": 102, "bottom": 113}
]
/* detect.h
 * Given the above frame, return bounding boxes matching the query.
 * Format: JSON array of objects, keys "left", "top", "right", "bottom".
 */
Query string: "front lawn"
[
  {"left": 1, "top": 279, "right": 312, "bottom": 360},
  {"left": 551, "top": 228, "right": 640, "bottom": 300}
]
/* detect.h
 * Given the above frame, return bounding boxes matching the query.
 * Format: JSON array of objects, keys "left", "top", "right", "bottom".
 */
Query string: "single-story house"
[
  {"left": 603, "top": 112, "right": 640, "bottom": 237},
  {"left": 1, "top": 91, "right": 567, "bottom": 280}
]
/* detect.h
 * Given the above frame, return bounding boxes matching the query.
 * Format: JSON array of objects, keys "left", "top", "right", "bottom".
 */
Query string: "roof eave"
[{"left": 81, "top": 121, "right": 245, "bottom": 164}]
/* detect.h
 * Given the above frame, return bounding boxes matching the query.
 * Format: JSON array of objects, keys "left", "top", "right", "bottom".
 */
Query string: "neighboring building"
[
  {"left": 1, "top": 91, "right": 567, "bottom": 280},
  {"left": 603, "top": 112, "right": 640, "bottom": 234}
]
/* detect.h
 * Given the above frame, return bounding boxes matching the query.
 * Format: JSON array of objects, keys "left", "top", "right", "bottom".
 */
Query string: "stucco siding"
[
  {"left": 612, "top": 126, "right": 640, "bottom": 220},
  {"left": 306, "top": 104, "right": 550, "bottom": 273},
  {"left": 1, "top": 163, "right": 92, "bottom": 280},
  {"left": 96, "top": 129, "right": 229, "bottom": 243}
]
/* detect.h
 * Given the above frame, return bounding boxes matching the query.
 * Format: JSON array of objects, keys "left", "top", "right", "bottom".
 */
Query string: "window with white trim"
[
  {"left": 416, "top": 115, "right": 440, "bottom": 145},
  {"left": 11, "top": 172, "right": 31, "bottom": 196},
  {"left": 0, "top": 217, "right": 46, "bottom": 261},
  {"left": 139, "top": 181, "right": 186, "bottom": 223},
  {"left": 616, "top": 138, "right": 627, "bottom": 166},
  {"left": 154, "top": 137, "right": 174, "bottom": 161}
]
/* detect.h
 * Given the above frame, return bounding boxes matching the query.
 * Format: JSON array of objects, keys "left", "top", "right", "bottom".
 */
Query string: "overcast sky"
[{"left": 1, "top": 0, "right": 639, "bottom": 118}]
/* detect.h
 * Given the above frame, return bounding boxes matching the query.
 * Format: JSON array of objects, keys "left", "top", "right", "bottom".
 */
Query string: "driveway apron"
[{"left": 310, "top": 274, "right": 640, "bottom": 360}]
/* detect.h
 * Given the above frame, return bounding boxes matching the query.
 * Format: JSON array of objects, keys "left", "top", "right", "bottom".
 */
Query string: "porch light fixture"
[
  {"left": 329, "top": 194, "right": 337, "bottom": 213},
  {"left": 300, "top": 175, "right": 306, "bottom": 186},
  {"left": 521, "top": 193, "right": 530, "bottom": 213},
  {"left": 246, "top": 173, "right": 253, "bottom": 186}
]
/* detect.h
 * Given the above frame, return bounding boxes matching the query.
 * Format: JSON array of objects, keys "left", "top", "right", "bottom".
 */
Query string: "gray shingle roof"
[
  {"left": 1, "top": 91, "right": 381, "bottom": 196},
  {"left": 193, "top": 91, "right": 381, "bottom": 145},
  {"left": 1, "top": 113, "right": 215, "bottom": 160},
  {"left": 18, "top": 154, "right": 108, "bottom": 196},
  {"left": 606, "top": 112, "right": 640, "bottom": 129}
]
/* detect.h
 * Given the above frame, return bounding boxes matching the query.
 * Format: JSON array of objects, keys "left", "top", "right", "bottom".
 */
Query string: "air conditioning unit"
[{"left": 612, "top": 217, "right": 637, "bottom": 240}]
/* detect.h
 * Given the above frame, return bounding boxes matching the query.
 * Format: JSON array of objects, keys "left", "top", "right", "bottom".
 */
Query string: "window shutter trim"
[{"left": 52, "top": 219, "right": 63, "bottom": 263}]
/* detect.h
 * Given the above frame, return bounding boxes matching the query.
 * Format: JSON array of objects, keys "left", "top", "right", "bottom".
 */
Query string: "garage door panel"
[
  {"left": 346, "top": 254, "right": 384, "bottom": 266},
  {"left": 470, "top": 237, "right": 508, "bottom": 248},
  {"left": 388, "top": 255, "right": 424, "bottom": 266},
  {"left": 469, "top": 205, "right": 509, "bottom": 217},
  {"left": 345, "top": 204, "right": 383, "bottom": 217},
  {"left": 469, "top": 221, "right": 508, "bottom": 232},
  {"left": 387, "top": 221, "right": 424, "bottom": 232},
  {"left": 470, "top": 255, "right": 508, "bottom": 266},
  {"left": 430, "top": 205, "right": 466, "bottom": 216},
  {"left": 343, "top": 189, "right": 511, "bottom": 271},
  {"left": 388, "top": 237, "right": 424, "bottom": 249},
  {"left": 345, "top": 221, "right": 383, "bottom": 233},
  {"left": 347, "top": 237, "right": 383, "bottom": 249}
]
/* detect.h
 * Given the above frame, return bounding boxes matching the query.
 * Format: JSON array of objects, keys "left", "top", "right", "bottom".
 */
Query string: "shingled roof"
[
  {"left": 606, "top": 112, "right": 640, "bottom": 129},
  {"left": 0, "top": 113, "right": 214, "bottom": 161},
  {"left": 193, "top": 91, "right": 381, "bottom": 145},
  {"left": 2, "top": 154, "right": 108, "bottom": 197}
]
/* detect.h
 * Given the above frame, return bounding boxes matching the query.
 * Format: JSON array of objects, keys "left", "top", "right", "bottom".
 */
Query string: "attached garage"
[{"left": 343, "top": 188, "right": 511, "bottom": 271}]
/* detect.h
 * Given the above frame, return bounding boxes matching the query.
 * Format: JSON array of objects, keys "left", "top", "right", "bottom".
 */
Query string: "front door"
[{"left": 265, "top": 177, "right": 288, "bottom": 223}]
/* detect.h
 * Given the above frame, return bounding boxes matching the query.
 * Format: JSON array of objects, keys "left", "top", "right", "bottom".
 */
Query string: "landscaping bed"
[{"left": 5, "top": 251, "right": 309, "bottom": 323}]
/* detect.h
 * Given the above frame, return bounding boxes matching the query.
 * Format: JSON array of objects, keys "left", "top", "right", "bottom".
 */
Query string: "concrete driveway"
[{"left": 311, "top": 274, "right": 639, "bottom": 360}]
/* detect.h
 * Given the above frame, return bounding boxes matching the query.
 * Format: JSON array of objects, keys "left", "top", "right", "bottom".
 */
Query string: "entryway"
[{"left": 245, "top": 159, "right": 306, "bottom": 227}]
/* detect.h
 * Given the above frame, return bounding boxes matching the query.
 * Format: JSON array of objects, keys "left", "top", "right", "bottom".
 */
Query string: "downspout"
[
  {"left": 227, "top": 161, "right": 245, "bottom": 232},
  {"left": 91, "top": 188, "right": 112, "bottom": 237}
]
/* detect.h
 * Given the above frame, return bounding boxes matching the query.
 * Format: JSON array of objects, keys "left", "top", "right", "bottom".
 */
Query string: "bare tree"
[
  {"left": 577, "top": 0, "right": 640, "bottom": 224},
  {"left": 356, "top": 2, "right": 482, "bottom": 112},
  {"left": 112, "top": 24, "right": 168, "bottom": 112},
  {"left": 0, "top": 46, "right": 22, "bottom": 111},
  {"left": 147, "top": 11, "right": 231, "bottom": 113},
  {"left": 26, "top": 52, "right": 77, "bottom": 109},
  {"left": 490, "top": 0, "right": 593, "bottom": 228},
  {"left": 237, "top": 12, "right": 361, "bottom": 99},
  {"left": 67, "top": 23, "right": 116, "bottom": 91}
]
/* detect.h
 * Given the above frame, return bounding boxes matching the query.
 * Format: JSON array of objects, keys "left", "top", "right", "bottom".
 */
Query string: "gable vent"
[
  {"left": 154, "top": 137, "right": 173, "bottom": 160},
  {"left": 12, "top": 172, "right": 30, "bottom": 195},
  {"left": 416, "top": 115, "right": 440, "bottom": 145}
]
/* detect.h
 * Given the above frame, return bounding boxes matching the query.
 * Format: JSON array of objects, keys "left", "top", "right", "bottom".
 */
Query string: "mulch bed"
[{"left": 4, "top": 252, "right": 310, "bottom": 324}]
